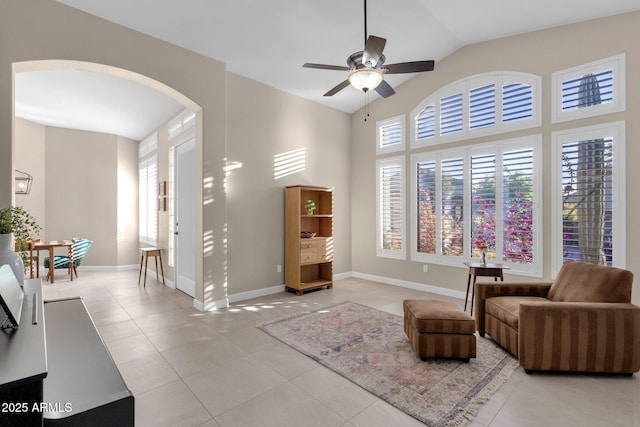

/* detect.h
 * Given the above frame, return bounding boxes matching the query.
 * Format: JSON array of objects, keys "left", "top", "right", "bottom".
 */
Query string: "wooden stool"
[
  {"left": 403, "top": 299, "right": 476, "bottom": 361},
  {"left": 138, "top": 248, "right": 166, "bottom": 287}
]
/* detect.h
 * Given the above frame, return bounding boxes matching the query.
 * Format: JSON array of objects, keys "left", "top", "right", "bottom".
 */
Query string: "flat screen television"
[{"left": 0, "top": 264, "right": 24, "bottom": 329}]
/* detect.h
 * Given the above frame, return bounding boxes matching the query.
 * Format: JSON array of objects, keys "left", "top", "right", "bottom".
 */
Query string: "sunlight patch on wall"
[{"left": 274, "top": 148, "right": 305, "bottom": 179}]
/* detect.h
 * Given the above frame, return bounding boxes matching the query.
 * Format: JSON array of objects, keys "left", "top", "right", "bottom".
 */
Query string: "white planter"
[{"left": 0, "top": 234, "right": 24, "bottom": 286}]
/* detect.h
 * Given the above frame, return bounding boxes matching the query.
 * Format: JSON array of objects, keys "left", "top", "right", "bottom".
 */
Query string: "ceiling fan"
[{"left": 303, "top": 0, "right": 435, "bottom": 98}]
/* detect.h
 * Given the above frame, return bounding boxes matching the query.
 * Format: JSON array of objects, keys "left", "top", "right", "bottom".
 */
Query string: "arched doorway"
[{"left": 13, "top": 60, "right": 203, "bottom": 297}]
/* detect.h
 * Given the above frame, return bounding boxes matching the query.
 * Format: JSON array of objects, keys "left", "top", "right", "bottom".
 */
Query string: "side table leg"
[
  {"left": 471, "top": 277, "right": 477, "bottom": 316},
  {"left": 158, "top": 252, "right": 166, "bottom": 285},
  {"left": 138, "top": 254, "right": 144, "bottom": 284},
  {"left": 464, "top": 272, "right": 472, "bottom": 312}
]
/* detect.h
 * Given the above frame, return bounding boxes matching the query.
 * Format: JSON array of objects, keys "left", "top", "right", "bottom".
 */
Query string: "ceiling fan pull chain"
[{"left": 364, "top": 91, "right": 370, "bottom": 122}]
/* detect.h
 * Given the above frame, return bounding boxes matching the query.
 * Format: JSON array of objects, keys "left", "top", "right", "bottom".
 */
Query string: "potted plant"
[
  {"left": 305, "top": 199, "right": 316, "bottom": 215},
  {"left": 0, "top": 206, "right": 42, "bottom": 285}
]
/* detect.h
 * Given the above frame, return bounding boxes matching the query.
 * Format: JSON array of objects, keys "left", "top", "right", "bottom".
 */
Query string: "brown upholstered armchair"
[{"left": 475, "top": 260, "right": 640, "bottom": 374}]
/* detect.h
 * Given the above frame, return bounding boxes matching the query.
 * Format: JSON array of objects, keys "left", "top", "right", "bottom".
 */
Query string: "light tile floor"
[{"left": 41, "top": 271, "right": 639, "bottom": 427}]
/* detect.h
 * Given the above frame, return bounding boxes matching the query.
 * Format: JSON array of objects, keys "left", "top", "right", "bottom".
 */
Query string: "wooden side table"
[
  {"left": 138, "top": 248, "right": 166, "bottom": 287},
  {"left": 463, "top": 262, "right": 509, "bottom": 315}
]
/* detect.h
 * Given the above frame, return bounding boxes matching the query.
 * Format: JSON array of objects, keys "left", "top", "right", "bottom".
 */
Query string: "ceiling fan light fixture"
[{"left": 348, "top": 68, "right": 383, "bottom": 92}]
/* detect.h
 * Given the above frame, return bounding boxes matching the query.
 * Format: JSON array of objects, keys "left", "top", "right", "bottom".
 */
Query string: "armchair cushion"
[
  {"left": 486, "top": 296, "right": 548, "bottom": 330},
  {"left": 548, "top": 260, "right": 633, "bottom": 303}
]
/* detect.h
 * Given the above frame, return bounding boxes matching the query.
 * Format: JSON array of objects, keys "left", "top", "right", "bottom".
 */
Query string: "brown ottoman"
[{"left": 403, "top": 299, "right": 476, "bottom": 361}]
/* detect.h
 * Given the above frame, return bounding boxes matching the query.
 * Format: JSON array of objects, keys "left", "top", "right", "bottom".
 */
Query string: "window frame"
[
  {"left": 376, "top": 115, "right": 406, "bottom": 154},
  {"left": 410, "top": 135, "right": 542, "bottom": 276},
  {"left": 376, "top": 155, "right": 406, "bottom": 259},
  {"left": 551, "top": 54, "right": 625, "bottom": 123},
  {"left": 410, "top": 72, "right": 542, "bottom": 148},
  {"left": 551, "top": 121, "right": 626, "bottom": 276}
]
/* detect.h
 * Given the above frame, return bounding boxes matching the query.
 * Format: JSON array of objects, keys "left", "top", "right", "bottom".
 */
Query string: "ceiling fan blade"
[
  {"left": 384, "top": 60, "right": 435, "bottom": 74},
  {"left": 363, "top": 35, "right": 386, "bottom": 67},
  {"left": 375, "top": 80, "right": 395, "bottom": 98},
  {"left": 303, "top": 63, "right": 350, "bottom": 71},
  {"left": 324, "top": 80, "right": 351, "bottom": 96}
]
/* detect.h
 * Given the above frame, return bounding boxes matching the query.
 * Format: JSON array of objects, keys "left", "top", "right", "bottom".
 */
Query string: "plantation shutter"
[
  {"left": 561, "top": 137, "right": 613, "bottom": 265},
  {"left": 561, "top": 70, "right": 613, "bottom": 112},
  {"left": 441, "top": 158, "right": 464, "bottom": 256},
  {"left": 440, "top": 93, "right": 463, "bottom": 136},
  {"left": 168, "top": 109, "right": 196, "bottom": 140},
  {"left": 139, "top": 132, "right": 158, "bottom": 158},
  {"left": 470, "top": 153, "right": 496, "bottom": 257},
  {"left": 469, "top": 84, "right": 495, "bottom": 129},
  {"left": 502, "top": 82, "right": 533, "bottom": 123},
  {"left": 379, "top": 121, "right": 402, "bottom": 151},
  {"left": 416, "top": 161, "right": 436, "bottom": 254},
  {"left": 416, "top": 105, "right": 436, "bottom": 139},
  {"left": 380, "top": 163, "right": 403, "bottom": 251},
  {"left": 139, "top": 155, "right": 158, "bottom": 245},
  {"left": 502, "top": 149, "right": 534, "bottom": 264}
]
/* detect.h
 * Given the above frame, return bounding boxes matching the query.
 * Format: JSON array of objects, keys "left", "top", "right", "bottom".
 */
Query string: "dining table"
[{"left": 30, "top": 240, "right": 74, "bottom": 284}]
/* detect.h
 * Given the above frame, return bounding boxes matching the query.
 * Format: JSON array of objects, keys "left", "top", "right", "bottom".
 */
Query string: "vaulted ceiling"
[{"left": 14, "top": 0, "right": 640, "bottom": 140}]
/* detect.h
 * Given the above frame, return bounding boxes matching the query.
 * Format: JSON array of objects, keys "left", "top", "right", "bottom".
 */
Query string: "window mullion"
[
  {"left": 435, "top": 157, "right": 443, "bottom": 258},
  {"left": 494, "top": 150, "right": 504, "bottom": 263},
  {"left": 463, "top": 153, "right": 471, "bottom": 261}
]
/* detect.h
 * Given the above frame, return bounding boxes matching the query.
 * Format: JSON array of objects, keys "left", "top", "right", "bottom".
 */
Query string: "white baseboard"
[
  {"left": 190, "top": 271, "right": 465, "bottom": 313},
  {"left": 350, "top": 271, "right": 467, "bottom": 301}
]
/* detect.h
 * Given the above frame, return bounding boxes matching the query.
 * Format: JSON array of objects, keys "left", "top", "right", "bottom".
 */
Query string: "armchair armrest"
[
  {"left": 518, "top": 301, "right": 640, "bottom": 373},
  {"left": 474, "top": 282, "right": 552, "bottom": 334}
]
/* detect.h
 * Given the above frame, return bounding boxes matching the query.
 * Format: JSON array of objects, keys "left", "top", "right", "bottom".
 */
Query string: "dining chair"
[{"left": 44, "top": 238, "right": 93, "bottom": 280}]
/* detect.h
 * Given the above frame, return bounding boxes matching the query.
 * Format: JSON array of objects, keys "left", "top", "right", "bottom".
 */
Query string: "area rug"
[{"left": 258, "top": 301, "right": 518, "bottom": 427}]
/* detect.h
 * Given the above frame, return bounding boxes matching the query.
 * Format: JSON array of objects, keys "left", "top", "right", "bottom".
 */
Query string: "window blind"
[
  {"left": 139, "top": 155, "right": 158, "bottom": 245},
  {"left": 469, "top": 84, "right": 495, "bottom": 129},
  {"left": 379, "top": 121, "right": 402, "bottom": 150},
  {"left": 470, "top": 153, "right": 496, "bottom": 257},
  {"left": 416, "top": 105, "right": 436, "bottom": 139},
  {"left": 503, "top": 149, "right": 534, "bottom": 263},
  {"left": 139, "top": 132, "right": 158, "bottom": 158},
  {"left": 561, "top": 137, "right": 613, "bottom": 266},
  {"left": 561, "top": 70, "right": 613, "bottom": 112},
  {"left": 379, "top": 163, "right": 403, "bottom": 251},
  {"left": 441, "top": 158, "right": 464, "bottom": 256},
  {"left": 168, "top": 109, "right": 196, "bottom": 140},
  {"left": 416, "top": 161, "right": 436, "bottom": 254},
  {"left": 503, "top": 82, "right": 533, "bottom": 123},
  {"left": 440, "top": 93, "right": 463, "bottom": 136}
]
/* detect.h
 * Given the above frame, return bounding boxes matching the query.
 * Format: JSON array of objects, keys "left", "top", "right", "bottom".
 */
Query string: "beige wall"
[
  {"left": 44, "top": 126, "right": 122, "bottom": 266},
  {"left": 1, "top": 0, "right": 226, "bottom": 306},
  {"left": 351, "top": 12, "right": 640, "bottom": 305},
  {"left": 14, "top": 118, "right": 46, "bottom": 235},
  {"left": 226, "top": 73, "right": 352, "bottom": 294}
]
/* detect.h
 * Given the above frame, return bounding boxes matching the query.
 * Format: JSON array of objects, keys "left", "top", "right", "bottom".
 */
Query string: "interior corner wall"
[
  {"left": 350, "top": 11, "right": 640, "bottom": 306},
  {"left": 1, "top": 0, "right": 227, "bottom": 306},
  {"left": 117, "top": 135, "right": 140, "bottom": 267},
  {"left": 226, "top": 73, "right": 352, "bottom": 295},
  {"left": 44, "top": 126, "right": 118, "bottom": 266}
]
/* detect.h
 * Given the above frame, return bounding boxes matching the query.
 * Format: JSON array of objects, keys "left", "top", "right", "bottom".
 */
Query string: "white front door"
[{"left": 174, "top": 137, "right": 196, "bottom": 297}]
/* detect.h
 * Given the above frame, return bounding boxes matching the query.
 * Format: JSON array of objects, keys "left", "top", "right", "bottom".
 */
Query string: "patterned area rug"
[{"left": 258, "top": 301, "right": 518, "bottom": 427}]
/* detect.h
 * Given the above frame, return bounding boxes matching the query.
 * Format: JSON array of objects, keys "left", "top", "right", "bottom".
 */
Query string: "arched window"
[{"left": 411, "top": 72, "right": 541, "bottom": 148}]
